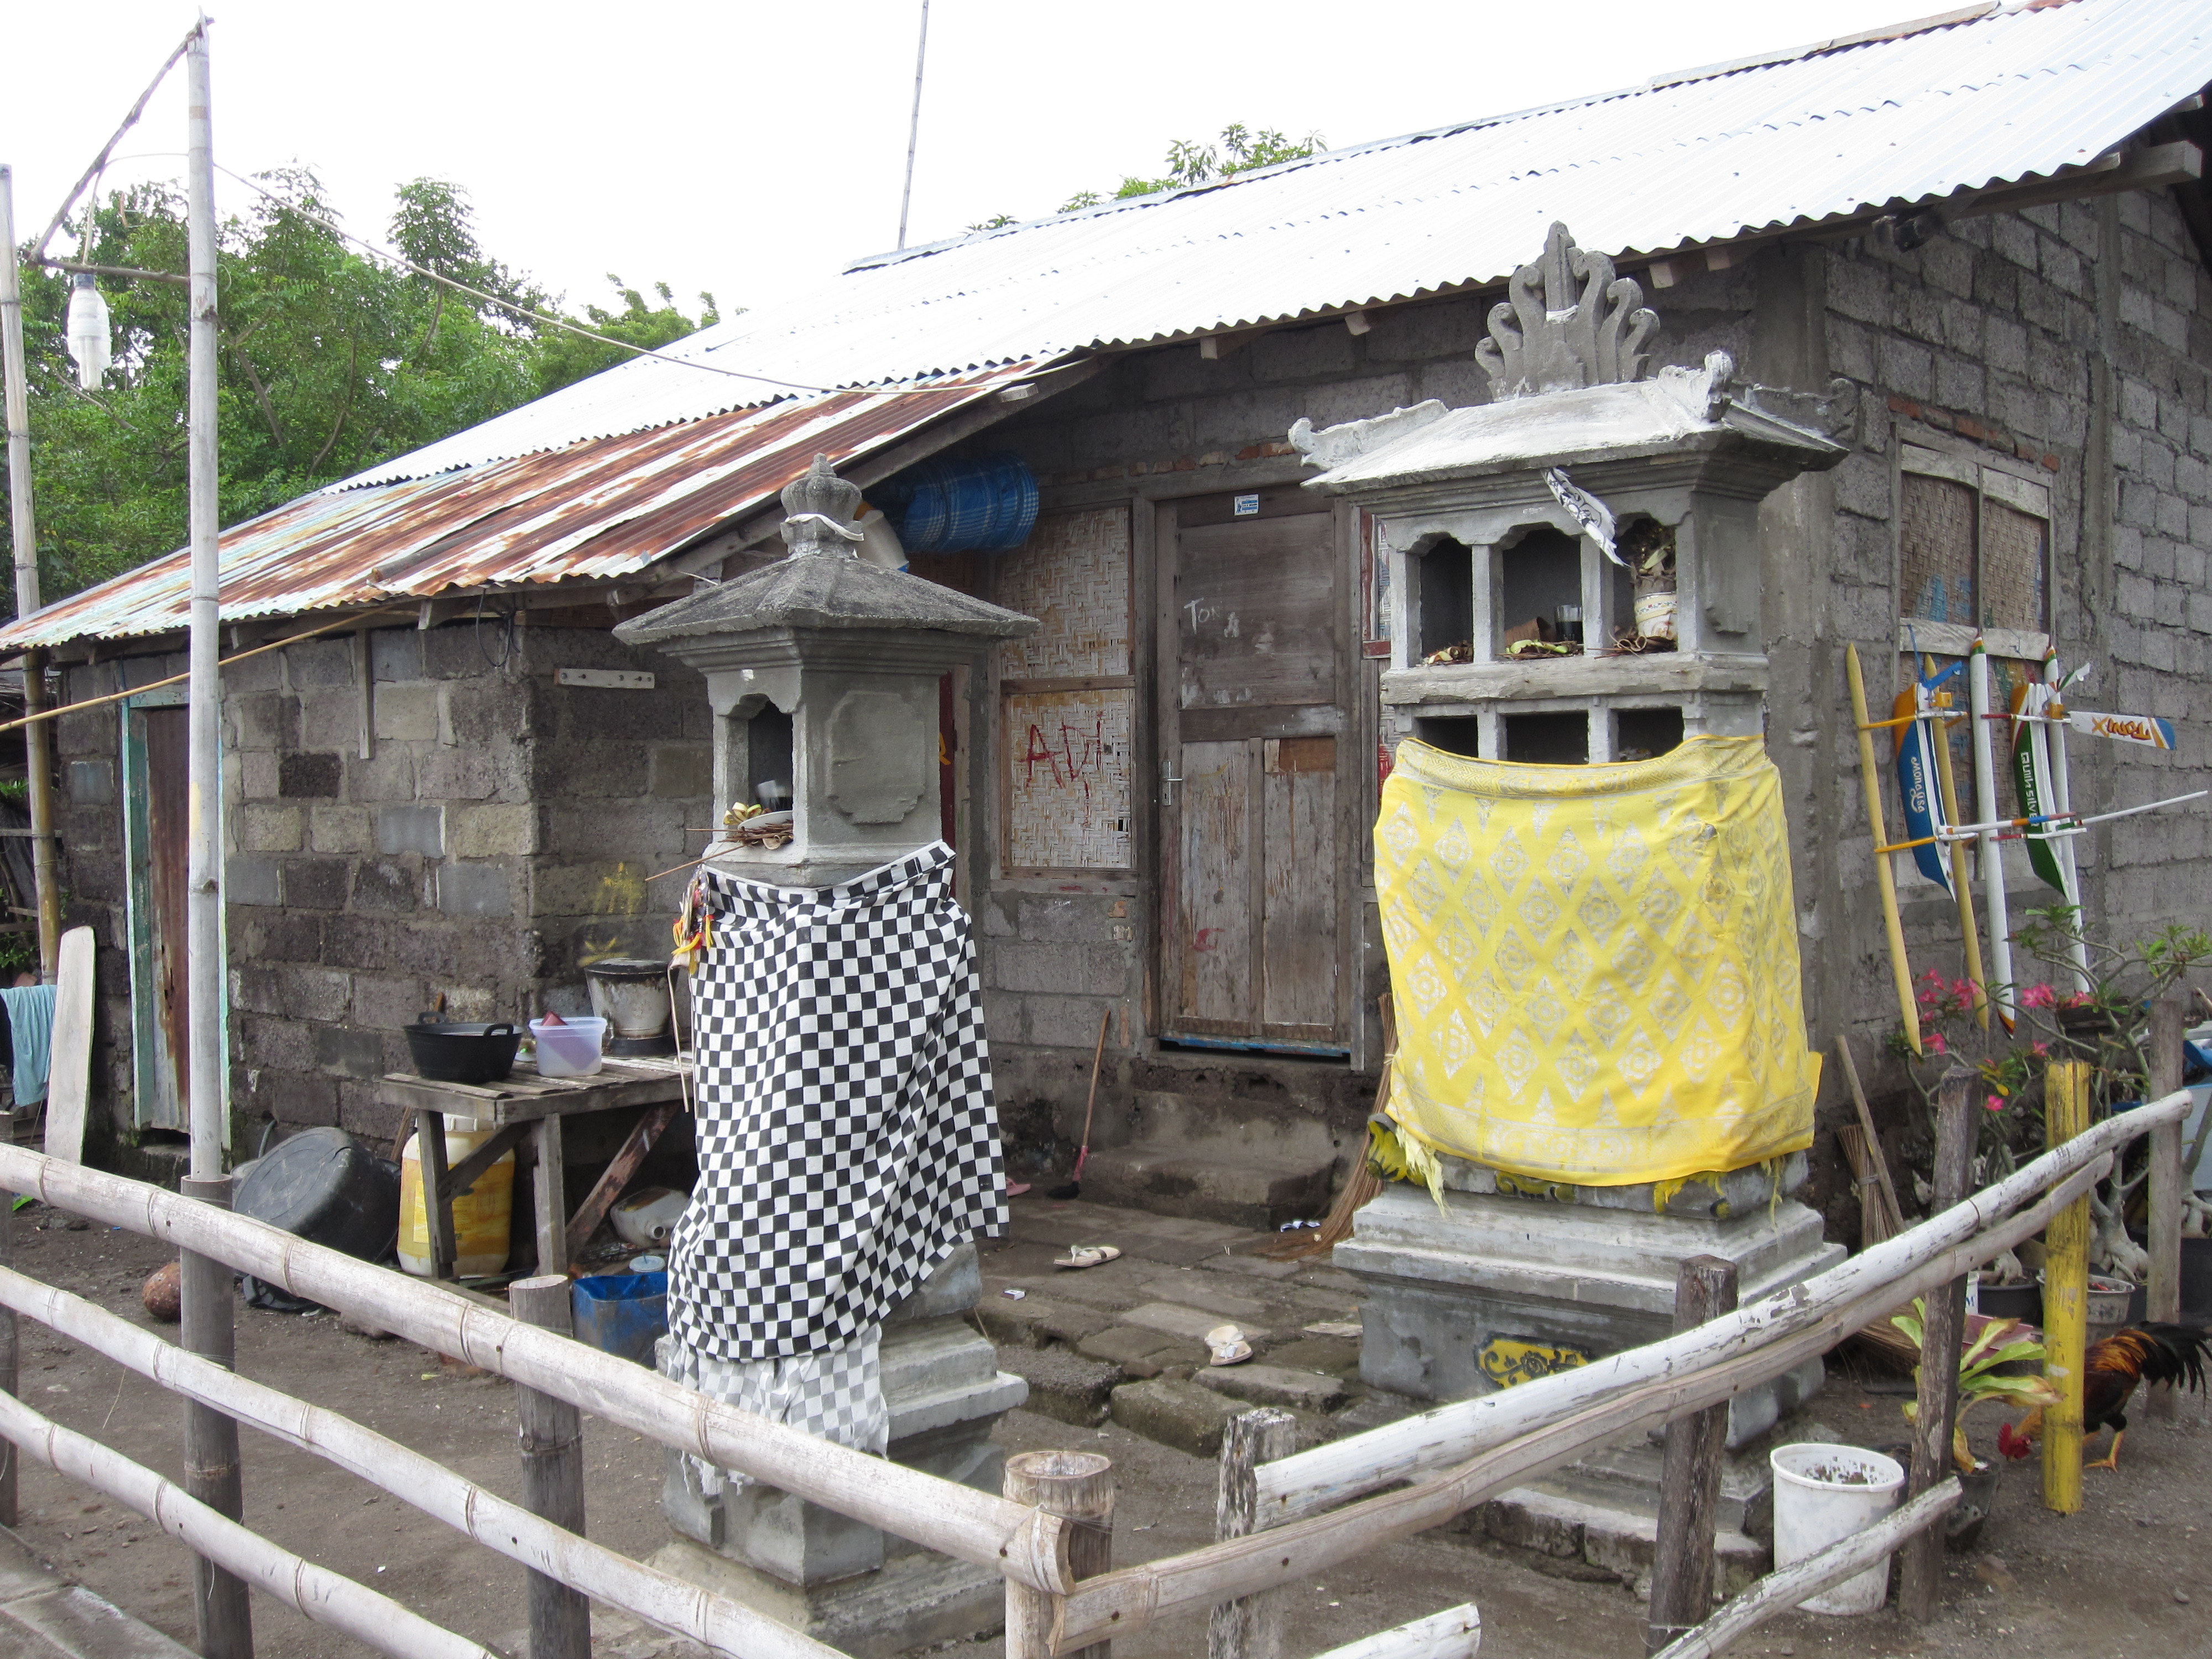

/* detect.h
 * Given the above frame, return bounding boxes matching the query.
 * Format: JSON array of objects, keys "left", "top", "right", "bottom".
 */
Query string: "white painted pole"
[
  {"left": 1968, "top": 640, "right": 2015, "bottom": 1028},
  {"left": 896, "top": 0, "right": 930, "bottom": 249},
  {"left": 185, "top": 19, "right": 224, "bottom": 1176},
  {"left": 2043, "top": 670, "right": 2092, "bottom": 993}
]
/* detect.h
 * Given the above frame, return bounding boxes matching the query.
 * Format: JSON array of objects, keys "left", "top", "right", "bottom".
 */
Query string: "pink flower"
[
  {"left": 1985, "top": 1095, "right": 2005, "bottom": 1112},
  {"left": 1926, "top": 1031, "right": 1949, "bottom": 1055},
  {"left": 2020, "top": 983, "right": 2058, "bottom": 1010}
]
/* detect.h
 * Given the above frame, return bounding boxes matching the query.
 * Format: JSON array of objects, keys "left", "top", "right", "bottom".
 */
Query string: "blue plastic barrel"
[
  {"left": 570, "top": 1270, "right": 668, "bottom": 1365},
  {"left": 876, "top": 453, "right": 1039, "bottom": 553}
]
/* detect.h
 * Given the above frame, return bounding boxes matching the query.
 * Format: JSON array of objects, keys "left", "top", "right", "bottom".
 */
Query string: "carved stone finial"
[
  {"left": 779, "top": 453, "right": 867, "bottom": 558},
  {"left": 1476, "top": 223, "right": 1659, "bottom": 400}
]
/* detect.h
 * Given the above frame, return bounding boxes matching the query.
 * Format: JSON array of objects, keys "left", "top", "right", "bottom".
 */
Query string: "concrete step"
[{"left": 1079, "top": 1145, "right": 1332, "bottom": 1229}]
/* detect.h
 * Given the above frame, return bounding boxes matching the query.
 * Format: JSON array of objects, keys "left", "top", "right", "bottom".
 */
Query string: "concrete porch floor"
[{"left": 0, "top": 1526, "right": 194, "bottom": 1659}]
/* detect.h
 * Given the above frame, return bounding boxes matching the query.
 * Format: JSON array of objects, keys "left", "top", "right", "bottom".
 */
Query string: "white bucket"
[{"left": 1770, "top": 1443, "right": 1904, "bottom": 1615}]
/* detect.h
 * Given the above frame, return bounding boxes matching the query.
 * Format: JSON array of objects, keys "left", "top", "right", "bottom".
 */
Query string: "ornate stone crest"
[
  {"left": 1476, "top": 222, "right": 1658, "bottom": 400},
  {"left": 779, "top": 452, "right": 867, "bottom": 557}
]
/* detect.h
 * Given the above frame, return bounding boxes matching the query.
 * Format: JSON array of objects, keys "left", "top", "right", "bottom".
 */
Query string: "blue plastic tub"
[{"left": 571, "top": 1271, "right": 668, "bottom": 1365}]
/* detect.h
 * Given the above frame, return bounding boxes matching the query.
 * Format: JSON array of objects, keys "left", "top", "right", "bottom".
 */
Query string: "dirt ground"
[{"left": 4, "top": 1202, "right": 2210, "bottom": 1659}]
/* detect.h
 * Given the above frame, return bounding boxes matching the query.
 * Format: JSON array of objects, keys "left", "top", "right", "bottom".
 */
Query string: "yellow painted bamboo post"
[
  {"left": 1846, "top": 645, "right": 1922, "bottom": 1054},
  {"left": 2042, "top": 1060, "right": 2093, "bottom": 1514}
]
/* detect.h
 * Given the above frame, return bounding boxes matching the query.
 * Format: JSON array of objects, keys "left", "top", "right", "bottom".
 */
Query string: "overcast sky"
[{"left": 9, "top": 1, "right": 1923, "bottom": 319}]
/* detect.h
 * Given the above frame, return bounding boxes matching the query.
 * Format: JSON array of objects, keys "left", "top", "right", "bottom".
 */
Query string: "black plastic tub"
[{"left": 403, "top": 1017, "right": 519, "bottom": 1084}]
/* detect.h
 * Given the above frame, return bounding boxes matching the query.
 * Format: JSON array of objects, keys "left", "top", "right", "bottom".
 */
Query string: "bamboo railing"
[{"left": 0, "top": 1086, "right": 2188, "bottom": 1659}]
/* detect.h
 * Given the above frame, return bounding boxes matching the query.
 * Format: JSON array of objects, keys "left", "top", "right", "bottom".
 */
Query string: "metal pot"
[
  {"left": 403, "top": 1017, "right": 520, "bottom": 1084},
  {"left": 584, "top": 958, "right": 676, "bottom": 1056}
]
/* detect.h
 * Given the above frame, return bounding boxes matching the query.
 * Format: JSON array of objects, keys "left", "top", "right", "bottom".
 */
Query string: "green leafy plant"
[{"left": 1892, "top": 1299, "right": 2060, "bottom": 1472}]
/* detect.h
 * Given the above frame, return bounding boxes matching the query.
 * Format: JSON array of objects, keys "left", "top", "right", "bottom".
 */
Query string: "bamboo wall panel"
[
  {"left": 997, "top": 507, "right": 1131, "bottom": 681},
  {"left": 1004, "top": 687, "right": 1133, "bottom": 871}
]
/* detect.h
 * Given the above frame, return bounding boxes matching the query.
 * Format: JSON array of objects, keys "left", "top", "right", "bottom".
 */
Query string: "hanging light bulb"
[{"left": 65, "top": 273, "right": 113, "bottom": 392}]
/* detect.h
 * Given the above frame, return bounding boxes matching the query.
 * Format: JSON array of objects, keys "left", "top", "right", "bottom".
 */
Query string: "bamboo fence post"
[
  {"left": 510, "top": 1276, "right": 590, "bottom": 1659},
  {"left": 181, "top": 1172, "right": 253, "bottom": 1659},
  {"left": 2146, "top": 998, "right": 2187, "bottom": 1422},
  {"left": 1005, "top": 1450, "right": 1113, "bottom": 1659},
  {"left": 1846, "top": 644, "right": 1922, "bottom": 1052},
  {"left": 2043, "top": 1060, "right": 2093, "bottom": 1512},
  {"left": 1646, "top": 1255, "right": 1738, "bottom": 1655},
  {"left": 1900, "top": 1066, "right": 1975, "bottom": 1620},
  {"left": 0, "top": 1174, "right": 13, "bottom": 1527},
  {"left": 1211, "top": 1408, "right": 1297, "bottom": 1659}
]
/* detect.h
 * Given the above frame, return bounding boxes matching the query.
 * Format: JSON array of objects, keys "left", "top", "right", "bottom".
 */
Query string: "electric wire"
[{"left": 29, "top": 24, "right": 197, "bottom": 262}]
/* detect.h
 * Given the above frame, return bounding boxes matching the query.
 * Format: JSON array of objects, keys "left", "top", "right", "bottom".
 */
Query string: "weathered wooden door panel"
[
  {"left": 123, "top": 701, "right": 190, "bottom": 1130},
  {"left": 1162, "top": 491, "right": 1350, "bottom": 1052},
  {"left": 1177, "top": 515, "right": 1339, "bottom": 710},
  {"left": 1175, "top": 739, "right": 1255, "bottom": 1031},
  {"left": 1261, "top": 736, "right": 1337, "bottom": 1033}
]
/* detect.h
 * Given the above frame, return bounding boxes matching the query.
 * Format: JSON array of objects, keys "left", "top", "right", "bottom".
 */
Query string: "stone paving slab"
[
  {"left": 0, "top": 1528, "right": 191, "bottom": 1659},
  {"left": 1120, "top": 1301, "right": 1271, "bottom": 1344}
]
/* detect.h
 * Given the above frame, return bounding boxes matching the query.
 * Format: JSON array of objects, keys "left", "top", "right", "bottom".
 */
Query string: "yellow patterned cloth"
[{"left": 1376, "top": 735, "right": 1817, "bottom": 1186}]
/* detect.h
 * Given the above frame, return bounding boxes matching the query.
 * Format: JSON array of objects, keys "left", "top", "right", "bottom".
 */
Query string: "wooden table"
[{"left": 377, "top": 1056, "right": 691, "bottom": 1282}]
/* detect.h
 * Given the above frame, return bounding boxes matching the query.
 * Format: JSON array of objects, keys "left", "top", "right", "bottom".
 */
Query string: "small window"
[
  {"left": 1413, "top": 715, "right": 1483, "bottom": 758},
  {"left": 1418, "top": 538, "right": 1473, "bottom": 662},
  {"left": 1615, "top": 707, "right": 1683, "bottom": 761},
  {"left": 1499, "top": 525, "right": 1583, "bottom": 651},
  {"left": 1505, "top": 711, "right": 1587, "bottom": 765},
  {"left": 1898, "top": 446, "right": 2050, "bottom": 652}
]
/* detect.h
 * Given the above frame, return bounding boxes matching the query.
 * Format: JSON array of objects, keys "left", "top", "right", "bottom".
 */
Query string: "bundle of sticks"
[{"left": 1267, "top": 995, "right": 1397, "bottom": 1261}]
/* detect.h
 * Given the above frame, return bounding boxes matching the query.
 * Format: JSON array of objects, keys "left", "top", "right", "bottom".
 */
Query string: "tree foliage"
[
  {"left": 4, "top": 173, "right": 722, "bottom": 608},
  {"left": 969, "top": 124, "right": 1325, "bottom": 232}
]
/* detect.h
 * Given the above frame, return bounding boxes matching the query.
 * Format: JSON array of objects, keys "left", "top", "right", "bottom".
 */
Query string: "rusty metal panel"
[
  {"left": 127, "top": 703, "right": 190, "bottom": 1131},
  {"left": 1003, "top": 687, "right": 1132, "bottom": 872},
  {"left": 994, "top": 507, "right": 1131, "bottom": 682},
  {"left": 1, "top": 367, "right": 1037, "bottom": 651}
]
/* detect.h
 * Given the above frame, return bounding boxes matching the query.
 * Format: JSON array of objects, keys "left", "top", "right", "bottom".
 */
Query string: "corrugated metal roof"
[
  {"left": 1, "top": 368, "right": 1033, "bottom": 649},
  {"left": 348, "top": 0, "right": 2212, "bottom": 484}
]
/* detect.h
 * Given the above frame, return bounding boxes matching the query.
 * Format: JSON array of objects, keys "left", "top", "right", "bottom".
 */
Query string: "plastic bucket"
[
  {"left": 530, "top": 1016, "right": 607, "bottom": 1077},
  {"left": 571, "top": 1271, "right": 668, "bottom": 1365},
  {"left": 1770, "top": 1443, "right": 1903, "bottom": 1614},
  {"left": 398, "top": 1129, "right": 514, "bottom": 1278}
]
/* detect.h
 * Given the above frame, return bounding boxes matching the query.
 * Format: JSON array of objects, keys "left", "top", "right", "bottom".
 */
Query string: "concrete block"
[
  {"left": 1265, "top": 1335, "right": 1360, "bottom": 1374},
  {"left": 66, "top": 759, "right": 116, "bottom": 805},
  {"left": 281, "top": 967, "right": 354, "bottom": 1023},
  {"left": 229, "top": 692, "right": 298, "bottom": 752},
  {"left": 417, "top": 744, "right": 512, "bottom": 801},
  {"left": 351, "top": 974, "right": 425, "bottom": 1031},
  {"left": 237, "top": 751, "right": 279, "bottom": 800},
  {"left": 995, "top": 1346, "right": 1119, "bottom": 1426},
  {"left": 236, "top": 804, "right": 304, "bottom": 853},
  {"left": 307, "top": 805, "right": 373, "bottom": 855},
  {"left": 250, "top": 910, "right": 325, "bottom": 964},
  {"left": 279, "top": 753, "right": 343, "bottom": 799},
  {"left": 371, "top": 628, "right": 424, "bottom": 682},
  {"left": 372, "top": 682, "right": 440, "bottom": 743},
  {"left": 377, "top": 803, "right": 446, "bottom": 857},
  {"left": 977, "top": 1296, "right": 1111, "bottom": 1348},
  {"left": 1193, "top": 1362, "right": 1348, "bottom": 1414},
  {"left": 252, "top": 1069, "right": 339, "bottom": 1128},
  {"left": 280, "top": 857, "right": 351, "bottom": 910},
  {"left": 297, "top": 690, "right": 360, "bottom": 753},
  {"left": 285, "top": 638, "right": 354, "bottom": 688},
  {"left": 1076, "top": 1326, "right": 1182, "bottom": 1366},
  {"left": 231, "top": 968, "right": 286, "bottom": 1017},
  {"left": 226, "top": 855, "right": 281, "bottom": 907},
  {"left": 447, "top": 803, "right": 539, "bottom": 859},
  {"left": 315, "top": 1024, "right": 389, "bottom": 1079},
  {"left": 649, "top": 743, "right": 713, "bottom": 800},
  {"left": 347, "top": 747, "right": 416, "bottom": 804},
  {"left": 1109, "top": 1378, "right": 1246, "bottom": 1458},
  {"left": 351, "top": 858, "right": 421, "bottom": 914},
  {"left": 439, "top": 862, "right": 513, "bottom": 917}
]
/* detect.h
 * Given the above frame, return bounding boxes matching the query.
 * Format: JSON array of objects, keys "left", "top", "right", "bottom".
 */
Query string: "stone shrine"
[
  {"left": 1295, "top": 225, "right": 1856, "bottom": 1580},
  {"left": 614, "top": 455, "right": 1036, "bottom": 1655}
]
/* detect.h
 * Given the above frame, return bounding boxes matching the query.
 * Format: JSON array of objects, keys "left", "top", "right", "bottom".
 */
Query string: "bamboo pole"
[
  {"left": 1846, "top": 645, "right": 1921, "bottom": 1052},
  {"left": 1050, "top": 1157, "right": 2116, "bottom": 1650},
  {"left": 1651, "top": 1479, "right": 1960, "bottom": 1659},
  {"left": 181, "top": 1170, "right": 252, "bottom": 1658},
  {"left": 1928, "top": 699, "right": 1989, "bottom": 1027},
  {"left": 2043, "top": 1060, "right": 2093, "bottom": 1513},
  {"left": 0, "top": 1385, "right": 497, "bottom": 1659},
  {"left": 2147, "top": 999, "right": 2187, "bottom": 1422},
  {"left": 0, "top": 1142, "right": 1073, "bottom": 1593},
  {"left": 512, "top": 1276, "right": 590, "bottom": 1659},
  {"left": 1255, "top": 1095, "right": 2185, "bottom": 1525},
  {"left": 1833, "top": 1035, "right": 1903, "bottom": 1234},
  {"left": 0, "top": 1262, "right": 843, "bottom": 1659},
  {"left": 1968, "top": 640, "right": 2016, "bottom": 1029},
  {"left": 1311, "top": 1605, "right": 1480, "bottom": 1659},
  {"left": 1900, "top": 1067, "right": 1974, "bottom": 1620},
  {"left": 1004, "top": 1451, "right": 1112, "bottom": 1659},
  {"left": 1211, "top": 1408, "right": 1297, "bottom": 1659},
  {"left": 1645, "top": 1256, "right": 1737, "bottom": 1655}
]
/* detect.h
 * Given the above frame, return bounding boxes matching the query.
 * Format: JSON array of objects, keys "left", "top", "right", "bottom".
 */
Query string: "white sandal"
[{"left": 1052, "top": 1245, "right": 1121, "bottom": 1270}]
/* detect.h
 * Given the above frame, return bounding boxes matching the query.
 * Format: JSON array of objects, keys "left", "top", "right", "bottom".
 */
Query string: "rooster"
[{"left": 1999, "top": 1323, "right": 2212, "bottom": 1470}]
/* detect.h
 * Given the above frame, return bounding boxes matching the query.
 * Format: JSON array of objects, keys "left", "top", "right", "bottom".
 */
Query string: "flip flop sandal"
[
  {"left": 1052, "top": 1245, "right": 1121, "bottom": 1270},
  {"left": 1206, "top": 1322, "right": 1253, "bottom": 1365}
]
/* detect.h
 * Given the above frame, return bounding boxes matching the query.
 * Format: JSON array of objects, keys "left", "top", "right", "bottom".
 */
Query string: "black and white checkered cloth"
[{"left": 666, "top": 841, "right": 1008, "bottom": 1365}]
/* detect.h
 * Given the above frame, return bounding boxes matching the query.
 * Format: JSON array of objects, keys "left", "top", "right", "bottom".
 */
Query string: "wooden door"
[
  {"left": 1162, "top": 489, "right": 1349, "bottom": 1052},
  {"left": 123, "top": 701, "right": 190, "bottom": 1129}
]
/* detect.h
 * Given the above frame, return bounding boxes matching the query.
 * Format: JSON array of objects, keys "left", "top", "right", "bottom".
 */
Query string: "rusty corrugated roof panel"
[{"left": 1, "top": 367, "right": 1035, "bottom": 650}]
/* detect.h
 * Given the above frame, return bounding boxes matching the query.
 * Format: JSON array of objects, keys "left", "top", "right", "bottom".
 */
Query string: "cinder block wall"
[{"left": 54, "top": 618, "right": 711, "bottom": 1151}]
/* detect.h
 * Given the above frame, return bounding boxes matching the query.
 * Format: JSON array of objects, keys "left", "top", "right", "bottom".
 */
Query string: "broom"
[
  {"left": 1046, "top": 1008, "right": 1113, "bottom": 1201},
  {"left": 1266, "top": 995, "right": 1396, "bottom": 1261},
  {"left": 1833, "top": 1034, "right": 1904, "bottom": 1240}
]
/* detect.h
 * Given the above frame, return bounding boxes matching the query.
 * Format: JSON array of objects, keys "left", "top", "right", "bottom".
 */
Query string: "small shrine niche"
[{"left": 1293, "top": 222, "right": 1858, "bottom": 763}]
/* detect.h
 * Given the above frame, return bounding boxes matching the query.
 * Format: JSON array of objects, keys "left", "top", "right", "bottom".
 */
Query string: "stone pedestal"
[
  {"left": 651, "top": 1244, "right": 1029, "bottom": 1656},
  {"left": 1336, "top": 1153, "right": 1841, "bottom": 1589}
]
